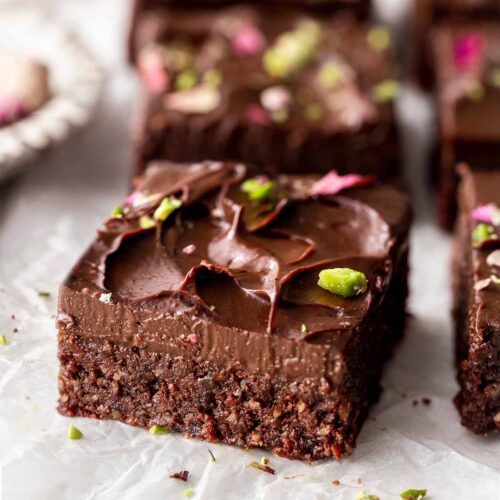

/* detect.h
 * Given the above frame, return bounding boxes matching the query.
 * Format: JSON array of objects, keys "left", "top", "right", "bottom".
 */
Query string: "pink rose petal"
[
  {"left": 232, "top": 25, "right": 265, "bottom": 56},
  {"left": 454, "top": 32, "right": 485, "bottom": 71},
  {"left": 247, "top": 104, "right": 269, "bottom": 125},
  {"left": 186, "top": 334, "right": 199, "bottom": 345},
  {"left": 138, "top": 49, "right": 170, "bottom": 94},
  {"left": 471, "top": 203, "right": 500, "bottom": 224},
  {"left": 182, "top": 244, "right": 196, "bottom": 255},
  {"left": 310, "top": 171, "right": 376, "bottom": 196}
]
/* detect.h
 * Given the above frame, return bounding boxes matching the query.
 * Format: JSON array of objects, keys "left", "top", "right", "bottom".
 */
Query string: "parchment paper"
[{"left": 0, "top": 1, "right": 499, "bottom": 498}]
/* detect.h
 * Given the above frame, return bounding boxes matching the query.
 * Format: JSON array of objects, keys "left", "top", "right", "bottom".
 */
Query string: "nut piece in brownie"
[
  {"left": 57, "top": 161, "right": 411, "bottom": 461},
  {"left": 131, "top": 5, "right": 399, "bottom": 178},
  {"left": 429, "top": 22, "right": 500, "bottom": 228},
  {"left": 453, "top": 164, "right": 500, "bottom": 435}
]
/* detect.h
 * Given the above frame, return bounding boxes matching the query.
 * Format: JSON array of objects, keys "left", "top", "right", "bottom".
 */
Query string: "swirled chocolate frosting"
[{"left": 59, "top": 161, "right": 410, "bottom": 382}]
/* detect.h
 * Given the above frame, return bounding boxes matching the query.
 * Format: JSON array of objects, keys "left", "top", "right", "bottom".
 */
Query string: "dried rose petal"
[
  {"left": 138, "top": 48, "right": 170, "bottom": 94},
  {"left": 247, "top": 104, "right": 269, "bottom": 125},
  {"left": 232, "top": 25, "right": 265, "bottom": 56},
  {"left": 0, "top": 96, "right": 27, "bottom": 125},
  {"left": 310, "top": 171, "right": 376, "bottom": 196},
  {"left": 260, "top": 86, "right": 291, "bottom": 112},
  {"left": 165, "top": 86, "right": 221, "bottom": 114},
  {"left": 471, "top": 203, "right": 500, "bottom": 225},
  {"left": 182, "top": 244, "right": 196, "bottom": 255},
  {"left": 454, "top": 32, "right": 485, "bottom": 71}
]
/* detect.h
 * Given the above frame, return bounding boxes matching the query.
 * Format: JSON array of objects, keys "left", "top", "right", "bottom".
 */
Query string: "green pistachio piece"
[
  {"left": 149, "top": 424, "right": 170, "bottom": 436},
  {"left": 67, "top": 424, "right": 83, "bottom": 440},
  {"left": 183, "top": 489, "right": 195, "bottom": 498},
  {"left": 372, "top": 79, "right": 400, "bottom": 103},
  {"left": 139, "top": 215, "right": 156, "bottom": 230},
  {"left": 472, "top": 223, "right": 496, "bottom": 247},
  {"left": 355, "top": 493, "right": 380, "bottom": 500},
  {"left": 110, "top": 206, "right": 124, "bottom": 217},
  {"left": 367, "top": 26, "right": 391, "bottom": 52},
  {"left": 153, "top": 196, "right": 182, "bottom": 222},
  {"left": 318, "top": 268, "right": 367, "bottom": 298},
  {"left": 175, "top": 70, "right": 197, "bottom": 91},
  {"left": 318, "top": 61, "right": 344, "bottom": 88},
  {"left": 400, "top": 489, "right": 427, "bottom": 500},
  {"left": 304, "top": 103, "right": 323, "bottom": 121},
  {"left": 241, "top": 178, "right": 275, "bottom": 201},
  {"left": 0, "top": 335, "right": 7, "bottom": 346}
]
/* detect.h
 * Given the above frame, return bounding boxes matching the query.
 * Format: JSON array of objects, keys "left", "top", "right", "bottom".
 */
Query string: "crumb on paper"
[
  {"left": 332, "top": 479, "right": 340, "bottom": 486},
  {"left": 422, "top": 398, "right": 431, "bottom": 406},
  {"left": 170, "top": 470, "right": 189, "bottom": 482},
  {"left": 248, "top": 461, "right": 275, "bottom": 475}
]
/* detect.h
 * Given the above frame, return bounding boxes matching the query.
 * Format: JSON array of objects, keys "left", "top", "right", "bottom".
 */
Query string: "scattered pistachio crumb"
[
  {"left": 0, "top": 335, "right": 7, "bottom": 346},
  {"left": 153, "top": 196, "right": 182, "bottom": 222},
  {"left": 139, "top": 215, "right": 156, "bottom": 230},
  {"left": 111, "top": 206, "right": 124, "bottom": 217},
  {"left": 400, "top": 489, "right": 427, "bottom": 500},
  {"left": 67, "top": 424, "right": 83, "bottom": 440},
  {"left": 318, "top": 268, "right": 367, "bottom": 298},
  {"left": 183, "top": 488, "right": 195, "bottom": 498},
  {"left": 301, "top": 324, "right": 308, "bottom": 334},
  {"left": 149, "top": 424, "right": 170, "bottom": 436},
  {"left": 208, "top": 449, "right": 216, "bottom": 462},
  {"left": 38, "top": 291, "right": 51, "bottom": 298},
  {"left": 355, "top": 493, "right": 380, "bottom": 500}
]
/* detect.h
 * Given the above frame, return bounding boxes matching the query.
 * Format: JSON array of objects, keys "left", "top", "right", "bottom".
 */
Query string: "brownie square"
[
  {"left": 453, "top": 164, "right": 500, "bottom": 435},
  {"left": 413, "top": 0, "right": 500, "bottom": 88},
  {"left": 57, "top": 161, "right": 411, "bottom": 460},
  {"left": 130, "top": 5, "right": 399, "bottom": 179},
  {"left": 429, "top": 22, "right": 500, "bottom": 229}
]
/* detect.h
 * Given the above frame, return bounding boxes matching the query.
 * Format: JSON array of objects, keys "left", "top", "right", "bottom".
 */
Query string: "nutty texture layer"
[{"left": 453, "top": 165, "right": 500, "bottom": 434}]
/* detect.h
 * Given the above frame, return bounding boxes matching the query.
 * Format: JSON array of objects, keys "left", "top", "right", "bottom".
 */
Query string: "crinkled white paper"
[{"left": 0, "top": 1, "right": 499, "bottom": 499}]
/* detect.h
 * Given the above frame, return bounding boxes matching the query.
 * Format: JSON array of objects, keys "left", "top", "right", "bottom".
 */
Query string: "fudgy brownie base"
[{"left": 58, "top": 249, "right": 408, "bottom": 461}]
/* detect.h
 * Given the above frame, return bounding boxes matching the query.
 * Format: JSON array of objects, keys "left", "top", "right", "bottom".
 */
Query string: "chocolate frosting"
[{"left": 59, "top": 161, "right": 410, "bottom": 382}]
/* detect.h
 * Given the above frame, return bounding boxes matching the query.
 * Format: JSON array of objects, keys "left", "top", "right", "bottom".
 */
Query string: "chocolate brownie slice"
[
  {"left": 453, "top": 164, "right": 500, "bottom": 435},
  {"left": 130, "top": 5, "right": 399, "bottom": 179},
  {"left": 57, "top": 161, "right": 411, "bottom": 460}
]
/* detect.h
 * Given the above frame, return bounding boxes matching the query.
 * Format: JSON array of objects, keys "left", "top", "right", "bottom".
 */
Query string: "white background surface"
[{"left": 0, "top": 1, "right": 499, "bottom": 499}]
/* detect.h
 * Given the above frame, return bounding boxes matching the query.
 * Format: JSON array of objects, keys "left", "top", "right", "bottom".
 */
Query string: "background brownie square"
[
  {"left": 453, "top": 164, "right": 500, "bottom": 435},
  {"left": 58, "top": 161, "right": 411, "bottom": 460},
  {"left": 130, "top": 5, "right": 400, "bottom": 179},
  {"left": 430, "top": 22, "right": 500, "bottom": 228}
]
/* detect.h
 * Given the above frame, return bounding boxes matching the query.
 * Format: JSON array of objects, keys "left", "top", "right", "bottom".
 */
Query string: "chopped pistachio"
[
  {"left": 149, "top": 424, "right": 170, "bottom": 435},
  {"left": 248, "top": 460, "right": 275, "bottom": 474},
  {"left": 318, "top": 61, "right": 344, "bottom": 88},
  {"left": 0, "top": 335, "right": 7, "bottom": 346},
  {"left": 38, "top": 291, "right": 51, "bottom": 298},
  {"left": 99, "top": 293, "right": 113, "bottom": 305},
  {"left": 67, "top": 424, "right": 83, "bottom": 440},
  {"left": 367, "top": 26, "right": 391, "bottom": 52},
  {"left": 400, "top": 488, "right": 427, "bottom": 500},
  {"left": 153, "top": 196, "right": 182, "bottom": 222},
  {"left": 241, "top": 178, "right": 275, "bottom": 201},
  {"left": 318, "top": 268, "right": 367, "bottom": 298},
  {"left": 208, "top": 449, "right": 216, "bottom": 462},
  {"left": 183, "top": 488, "right": 195, "bottom": 498},
  {"left": 175, "top": 70, "right": 197, "bottom": 91},
  {"left": 355, "top": 493, "right": 379, "bottom": 500},
  {"left": 301, "top": 324, "right": 308, "bottom": 334},
  {"left": 111, "top": 206, "right": 124, "bottom": 217},
  {"left": 304, "top": 103, "right": 323, "bottom": 121},
  {"left": 491, "top": 275, "right": 500, "bottom": 285},
  {"left": 372, "top": 79, "right": 400, "bottom": 103},
  {"left": 139, "top": 215, "right": 156, "bottom": 230},
  {"left": 472, "top": 223, "right": 496, "bottom": 247},
  {"left": 468, "top": 84, "right": 485, "bottom": 102}
]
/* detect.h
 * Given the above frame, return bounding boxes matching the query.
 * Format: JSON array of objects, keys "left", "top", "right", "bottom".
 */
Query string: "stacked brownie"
[
  {"left": 130, "top": 3, "right": 400, "bottom": 178},
  {"left": 58, "top": 162, "right": 411, "bottom": 460},
  {"left": 453, "top": 164, "right": 500, "bottom": 434}
]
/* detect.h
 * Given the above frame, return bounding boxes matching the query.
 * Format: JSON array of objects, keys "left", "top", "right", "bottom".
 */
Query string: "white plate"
[{"left": 0, "top": 9, "right": 102, "bottom": 181}]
